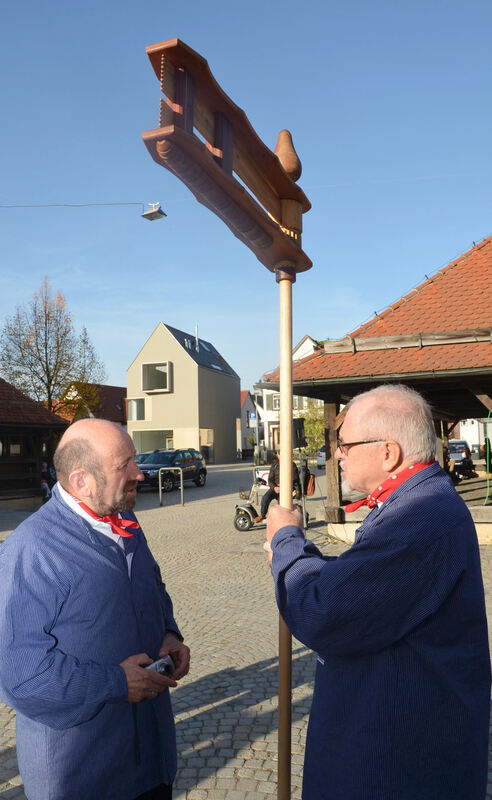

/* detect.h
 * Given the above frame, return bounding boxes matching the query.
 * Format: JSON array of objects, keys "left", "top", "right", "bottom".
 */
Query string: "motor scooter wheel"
[{"left": 234, "top": 511, "right": 253, "bottom": 531}]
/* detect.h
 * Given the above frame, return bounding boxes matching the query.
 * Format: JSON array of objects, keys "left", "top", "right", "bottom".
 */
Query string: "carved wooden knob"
[{"left": 274, "top": 129, "right": 302, "bottom": 181}]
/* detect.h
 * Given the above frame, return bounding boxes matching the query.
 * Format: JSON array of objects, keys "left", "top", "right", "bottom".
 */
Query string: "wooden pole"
[{"left": 276, "top": 263, "right": 296, "bottom": 800}]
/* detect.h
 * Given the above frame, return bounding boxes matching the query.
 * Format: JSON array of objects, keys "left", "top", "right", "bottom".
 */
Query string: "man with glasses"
[{"left": 264, "top": 384, "right": 490, "bottom": 800}]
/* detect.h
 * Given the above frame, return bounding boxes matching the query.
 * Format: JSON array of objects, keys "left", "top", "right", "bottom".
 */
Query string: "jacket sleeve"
[
  {"left": 154, "top": 562, "right": 183, "bottom": 640},
  {"left": 270, "top": 500, "right": 465, "bottom": 658},
  {"left": 0, "top": 537, "right": 128, "bottom": 730}
]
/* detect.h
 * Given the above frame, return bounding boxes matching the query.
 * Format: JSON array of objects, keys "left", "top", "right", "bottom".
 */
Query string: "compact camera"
[{"left": 145, "top": 655, "right": 175, "bottom": 677}]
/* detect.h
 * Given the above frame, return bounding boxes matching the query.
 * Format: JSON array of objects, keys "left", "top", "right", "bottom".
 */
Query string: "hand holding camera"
[
  {"left": 145, "top": 655, "right": 175, "bottom": 677},
  {"left": 120, "top": 652, "right": 177, "bottom": 703}
]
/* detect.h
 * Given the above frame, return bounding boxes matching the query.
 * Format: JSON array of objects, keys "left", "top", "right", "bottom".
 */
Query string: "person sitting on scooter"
[{"left": 255, "top": 454, "right": 301, "bottom": 523}]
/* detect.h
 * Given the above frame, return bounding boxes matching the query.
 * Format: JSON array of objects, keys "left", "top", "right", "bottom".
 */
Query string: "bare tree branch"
[{"left": 0, "top": 278, "right": 106, "bottom": 412}]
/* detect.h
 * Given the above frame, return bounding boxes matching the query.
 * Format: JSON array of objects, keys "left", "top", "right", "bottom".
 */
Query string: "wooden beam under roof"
[
  {"left": 464, "top": 385, "right": 492, "bottom": 414},
  {"left": 324, "top": 328, "right": 492, "bottom": 354}
]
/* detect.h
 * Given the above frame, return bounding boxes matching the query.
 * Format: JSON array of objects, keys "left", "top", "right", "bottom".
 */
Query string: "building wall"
[
  {"left": 126, "top": 324, "right": 199, "bottom": 452},
  {"left": 259, "top": 336, "right": 320, "bottom": 452},
  {"left": 458, "top": 418, "right": 490, "bottom": 449},
  {"left": 198, "top": 368, "right": 240, "bottom": 463},
  {"left": 260, "top": 390, "right": 323, "bottom": 451},
  {"left": 240, "top": 393, "right": 260, "bottom": 451}
]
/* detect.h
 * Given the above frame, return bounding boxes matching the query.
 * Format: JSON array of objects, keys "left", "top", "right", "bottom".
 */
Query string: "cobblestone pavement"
[{"left": 1, "top": 463, "right": 492, "bottom": 799}]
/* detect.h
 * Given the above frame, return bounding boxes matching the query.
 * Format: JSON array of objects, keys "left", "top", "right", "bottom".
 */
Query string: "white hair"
[{"left": 347, "top": 384, "right": 436, "bottom": 462}]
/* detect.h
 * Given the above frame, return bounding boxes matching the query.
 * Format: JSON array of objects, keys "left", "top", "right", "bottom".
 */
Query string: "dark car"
[
  {"left": 449, "top": 439, "right": 471, "bottom": 464},
  {"left": 134, "top": 451, "right": 154, "bottom": 465},
  {"left": 138, "top": 449, "right": 207, "bottom": 491}
]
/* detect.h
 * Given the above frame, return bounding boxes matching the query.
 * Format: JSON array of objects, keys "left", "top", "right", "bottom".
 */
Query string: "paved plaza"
[{"left": 1, "top": 462, "right": 492, "bottom": 799}]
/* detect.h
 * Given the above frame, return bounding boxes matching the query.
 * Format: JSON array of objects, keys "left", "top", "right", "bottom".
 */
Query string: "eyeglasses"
[{"left": 336, "top": 438, "right": 385, "bottom": 455}]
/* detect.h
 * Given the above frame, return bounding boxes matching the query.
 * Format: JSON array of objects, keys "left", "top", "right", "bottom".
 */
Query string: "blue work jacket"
[
  {"left": 271, "top": 462, "right": 491, "bottom": 800},
  {"left": 0, "top": 485, "right": 182, "bottom": 800}
]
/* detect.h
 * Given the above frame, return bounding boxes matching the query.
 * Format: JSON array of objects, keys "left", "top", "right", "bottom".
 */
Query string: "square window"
[
  {"left": 142, "top": 362, "right": 173, "bottom": 392},
  {"left": 128, "top": 399, "right": 145, "bottom": 420}
]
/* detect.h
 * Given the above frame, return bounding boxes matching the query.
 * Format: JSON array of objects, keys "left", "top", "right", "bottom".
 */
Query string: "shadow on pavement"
[{"left": 172, "top": 646, "right": 316, "bottom": 790}]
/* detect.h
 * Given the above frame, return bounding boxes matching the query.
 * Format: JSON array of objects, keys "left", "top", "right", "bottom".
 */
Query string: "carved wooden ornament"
[{"left": 142, "top": 39, "right": 312, "bottom": 273}]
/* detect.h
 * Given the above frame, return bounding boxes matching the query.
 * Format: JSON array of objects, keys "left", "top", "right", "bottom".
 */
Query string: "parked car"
[
  {"left": 317, "top": 445, "right": 326, "bottom": 469},
  {"left": 134, "top": 451, "right": 155, "bottom": 465},
  {"left": 449, "top": 440, "right": 471, "bottom": 463},
  {"left": 138, "top": 448, "right": 207, "bottom": 491}
]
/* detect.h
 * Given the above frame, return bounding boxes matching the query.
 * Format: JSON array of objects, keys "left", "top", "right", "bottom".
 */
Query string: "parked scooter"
[
  {"left": 234, "top": 469, "right": 268, "bottom": 531},
  {"left": 233, "top": 465, "right": 309, "bottom": 532}
]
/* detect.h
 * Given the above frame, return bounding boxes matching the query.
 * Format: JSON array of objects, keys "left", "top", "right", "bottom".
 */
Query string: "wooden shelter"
[
  {"left": 261, "top": 235, "right": 492, "bottom": 521},
  {"left": 0, "top": 378, "right": 68, "bottom": 507}
]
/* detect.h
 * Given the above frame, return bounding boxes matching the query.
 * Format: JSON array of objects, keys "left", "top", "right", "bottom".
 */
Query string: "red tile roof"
[
  {"left": 60, "top": 384, "right": 127, "bottom": 424},
  {"left": 0, "top": 378, "right": 68, "bottom": 427},
  {"left": 241, "top": 390, "right": 251, "bottom": 408},
  {"left": 265, "top": 235, "right": 492, "bottom": 384},
  {"left": 93, "top": 384, "right": 126, "bottom": 423}
]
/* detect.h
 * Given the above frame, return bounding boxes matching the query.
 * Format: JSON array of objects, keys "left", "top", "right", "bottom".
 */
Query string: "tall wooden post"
[{"left": 276, "top": 263, "right": 296, "bottom": 799}]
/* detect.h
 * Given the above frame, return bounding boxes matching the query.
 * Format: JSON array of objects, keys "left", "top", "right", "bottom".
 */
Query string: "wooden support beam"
[
  {"left": 435, "top": 437, "right": 444, "bottom": 468},
  {"left": 324, "top": 401, "right": 343, "bottom": 523},
  {"left": 324, "top": 328, "right": 492, "bottom": 354},
  {"left": 465, "top": 385, "right": 492, "bottom": 414},
  {"left": 335, "top": 405, "right": 348, "bottom": 429}
]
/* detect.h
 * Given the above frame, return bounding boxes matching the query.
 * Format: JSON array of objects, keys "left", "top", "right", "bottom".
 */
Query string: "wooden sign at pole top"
[{"left": 142, "top": 38, "right": 312, "bottom": 274}]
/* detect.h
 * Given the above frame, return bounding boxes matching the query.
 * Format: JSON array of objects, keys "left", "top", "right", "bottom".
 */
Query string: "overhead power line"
[{"left": 0, "top": 202, "right": 146, "bottom": 210}]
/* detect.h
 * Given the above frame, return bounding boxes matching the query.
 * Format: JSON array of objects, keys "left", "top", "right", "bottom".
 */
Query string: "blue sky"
[{"left": 1, "top": 0, "right": 491, "bottom": 391}]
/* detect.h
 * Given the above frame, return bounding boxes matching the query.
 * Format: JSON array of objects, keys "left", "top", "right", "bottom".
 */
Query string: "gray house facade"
[{"left": 126, "top": 323, "right": 240, "bottom": 463}]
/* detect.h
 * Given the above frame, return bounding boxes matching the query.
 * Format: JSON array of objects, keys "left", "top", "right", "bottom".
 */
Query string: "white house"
[
  {"left": 238, "top": 390, "right": 263, "bottom": 456},
  {"left": 257, "top": 335, "right": 323, "bottom": 452}
]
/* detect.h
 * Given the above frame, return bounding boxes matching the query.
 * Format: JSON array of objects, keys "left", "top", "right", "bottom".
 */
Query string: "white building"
[
  {"left": 456, "top": 418, "right": 491, "bottom": 451},
  {"left": 256, "top": 335, "right": 323, "bottom": 453},
  {"left": 238, "top": 390, "right": 263, "bottom": 456}
]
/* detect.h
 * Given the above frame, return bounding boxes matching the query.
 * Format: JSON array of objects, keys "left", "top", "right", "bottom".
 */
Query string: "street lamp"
[{"left": 141, "top": 202, "right": 167, "bottom": 220}]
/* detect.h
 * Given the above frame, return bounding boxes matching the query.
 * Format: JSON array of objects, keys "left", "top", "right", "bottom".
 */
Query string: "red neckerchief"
[
  {"left": 345, "top": 462, "right": 434, "bottom": 513},
  {"left": 72, "top": 497, "right": 140, "bottom": 538}
]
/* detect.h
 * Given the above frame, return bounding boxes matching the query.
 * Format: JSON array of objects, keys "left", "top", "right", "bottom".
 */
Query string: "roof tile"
[
  {"left": 0, "top": 379, "right": 68, "bottom": 427},
  {"left": 264, "top": 235, "right": 492, "bottom": 384}
]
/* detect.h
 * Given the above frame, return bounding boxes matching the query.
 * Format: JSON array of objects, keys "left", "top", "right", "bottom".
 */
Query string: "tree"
[
  {"left": 0, "top": 278, "right": 106, "bottom": 413},
  {"left": 301, "top": 403, "right": 325, "bottom": 454}
]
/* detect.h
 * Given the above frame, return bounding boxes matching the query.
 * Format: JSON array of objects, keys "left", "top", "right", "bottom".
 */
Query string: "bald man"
[{"left": 0, "top": 419, "right": 190, "bottom": 800}]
